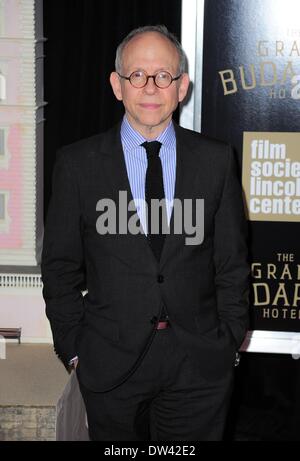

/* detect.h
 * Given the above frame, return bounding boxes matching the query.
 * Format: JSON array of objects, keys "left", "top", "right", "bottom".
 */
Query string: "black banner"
[{"left": 201, "top": 0, "right": 300, "bottom": 332}]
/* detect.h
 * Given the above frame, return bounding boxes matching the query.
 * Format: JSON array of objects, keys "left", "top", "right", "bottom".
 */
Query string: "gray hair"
[{"left": 115, "top": 25, "right": 187, "bottom": 75}]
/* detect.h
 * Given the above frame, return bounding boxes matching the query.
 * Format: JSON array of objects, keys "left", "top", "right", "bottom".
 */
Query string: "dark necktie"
[{"left": 141, "top": 141, "right": 167, "bottom": 262}]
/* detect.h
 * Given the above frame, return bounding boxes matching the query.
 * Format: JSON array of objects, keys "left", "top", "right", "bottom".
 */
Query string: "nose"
[{"left": 144, "top": 76, "right": 157, "bottom": 93}]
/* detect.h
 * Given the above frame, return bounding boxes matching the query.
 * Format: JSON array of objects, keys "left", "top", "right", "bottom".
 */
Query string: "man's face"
[{"left": 110, "top": 32, "right": 190, "bottom": 139}]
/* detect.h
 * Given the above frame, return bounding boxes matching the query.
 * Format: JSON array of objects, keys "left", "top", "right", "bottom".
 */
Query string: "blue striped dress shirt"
[{"left": 121, "top": 116, "right": 176, "bottom": 235}]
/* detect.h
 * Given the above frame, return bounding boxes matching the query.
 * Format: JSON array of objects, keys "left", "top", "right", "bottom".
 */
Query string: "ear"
[
  {"left": 178, "top": 73, "right": 190, "bottom": 103},
  {"left": 110, "top": 72, "right": 123, "bottom": 101}
]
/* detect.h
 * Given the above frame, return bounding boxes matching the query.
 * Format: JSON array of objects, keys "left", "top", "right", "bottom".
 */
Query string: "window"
[
  {"left": 0, "top": 193, "right": 5, "bottom": 220},
  {"left": 0, "top": 128, "right": 5, "bottom": 156},
  {"left": 0, "top": 72, "right": 6, "bottom": 101},
  {"left": 0, "top": 127, "right": 9, "bottom": 168},
  {"left": 0, "top": 1, "right": 4, "bottom": 37},
  {"left": 0, "top": 191, "right": 9, "bottom": 233}
]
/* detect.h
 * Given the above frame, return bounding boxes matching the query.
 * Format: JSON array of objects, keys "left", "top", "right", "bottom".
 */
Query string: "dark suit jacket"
[{"left": 41, "top": 122, "right": 249, "bottom": 392}]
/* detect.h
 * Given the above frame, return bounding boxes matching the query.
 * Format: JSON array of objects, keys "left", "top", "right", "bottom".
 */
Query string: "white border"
[
  {"left": 241, "top": 330, "right": 300, "bottom": 357},
  {"left": 180, "top": 0, "right": 205, "bottom": 132}
]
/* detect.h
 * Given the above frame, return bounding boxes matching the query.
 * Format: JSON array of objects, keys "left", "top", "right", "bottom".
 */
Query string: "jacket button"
[{"left": 157, "top": 274, "right": 164, "bottom": 283}]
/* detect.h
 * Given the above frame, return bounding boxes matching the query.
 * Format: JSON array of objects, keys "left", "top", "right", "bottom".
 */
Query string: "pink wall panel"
[{"left": 0, "top": 124, "right": 23, "bottom": 248}]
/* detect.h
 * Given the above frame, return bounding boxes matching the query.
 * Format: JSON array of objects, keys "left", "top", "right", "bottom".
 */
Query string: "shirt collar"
[{"left": 121, "top": 115, "right": 175, "bottom": 152}]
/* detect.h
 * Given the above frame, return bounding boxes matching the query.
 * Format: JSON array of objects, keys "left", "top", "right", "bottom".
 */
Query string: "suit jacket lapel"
[{"left": 159, "top": 124, "right": 200, "bottom": 269}]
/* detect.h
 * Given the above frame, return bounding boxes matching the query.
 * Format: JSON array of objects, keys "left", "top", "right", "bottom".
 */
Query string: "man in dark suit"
[{"left": 42, "top": 25, "right": 249, "bottom": 441}]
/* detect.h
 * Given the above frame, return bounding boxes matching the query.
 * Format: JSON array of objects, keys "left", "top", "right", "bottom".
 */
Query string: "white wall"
[{"left": 0, "top": 285, "right": 52, "bottom": 343}]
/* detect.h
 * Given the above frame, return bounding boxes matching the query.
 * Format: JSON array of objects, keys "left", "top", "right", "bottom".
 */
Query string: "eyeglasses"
[{"left": 117, "top": 70, "right": 182, "bottom": 89}]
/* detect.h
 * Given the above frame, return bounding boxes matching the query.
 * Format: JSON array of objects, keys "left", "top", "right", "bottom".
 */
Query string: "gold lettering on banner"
[
  {"left": 293, "top": 284, "right": 300, "bottom": 307},
  {"left": 273, "top": 283, "right": 290, "bottom": 306},
  {"left": 258, "top": 41, "right": 269, "bottom": 57},
  {"left": 253, "top": 283, "right": 270, "bottom": 305},
  {"left": 281, "top": 264, "right": 293, "bottom": 280},
  {"left": 287, "top": 29, "right": 300, "bottom": 38},
  {"left": 220, "top": 40, "right": 300, "bottom": 98},
  {"left": 251, "top": 255, "right": 300, "bottom": 321},
  {"left": 267, "top": 264, "right": 276, "bottom": 279},
  {"left": 290, "top": 41, "right": 300, "bottom": 56},
  {"left": 218, "top": 69, "right": 238, "bottom": 95},
  {"left": 291, "top": 309, "right": 297, "bottom": 319},
  {"left": 281, "top": 61, "right": 296, "bottom": 83},
  {"left": 263, "top": 308, "right": 300, "bottom": 320},
  {"left": 252, "top": 263, "right": 262, "bottom": 278},
  {"left": 252, "top": 258, "right": 296, "bottom": 280},
  {"left": 260, "top": 62, "right": 277, "bottom": 86},
  {"left": 257, "top": 41, "right": 300, "bottom": 57},
  {"left": 276, "top": 41, "right": 284, "bottom": 57},
  {"left": 218, "top": 62, "right": 298, "bottom": 95},
  {"left": 282, "top": 308, "right": 288, "bottom": 319},
  {"left": 244, "top": 133, "right": 300, "bottom": 222},
  {"left": 240, "top": 64, "right": 256, "bottom": 90},
  {"left": 278, "top": 253, "right": 294, "bottom": 262}
]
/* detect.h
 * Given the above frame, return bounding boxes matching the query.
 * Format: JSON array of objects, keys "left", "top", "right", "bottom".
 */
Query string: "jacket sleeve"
[
  {"left": 41, "top": 150, "right": 86, "bottom": 368},
  {"left": 213, "top": 146, "right": 250, "bottom": 348}
]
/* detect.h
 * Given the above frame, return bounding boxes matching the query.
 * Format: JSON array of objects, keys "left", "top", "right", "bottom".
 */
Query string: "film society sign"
[{"left": 243, "top": 132, "right": 300, "bottom": 325}]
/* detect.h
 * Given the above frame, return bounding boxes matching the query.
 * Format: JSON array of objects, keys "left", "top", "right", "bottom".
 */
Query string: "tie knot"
[{"left": 141, "top": 141, "right": 162, "bottom": 159}]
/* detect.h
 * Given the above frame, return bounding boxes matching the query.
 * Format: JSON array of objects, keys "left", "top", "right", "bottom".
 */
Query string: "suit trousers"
[{"left": 77, "top": 326, "right": 234, "bottom": 441}]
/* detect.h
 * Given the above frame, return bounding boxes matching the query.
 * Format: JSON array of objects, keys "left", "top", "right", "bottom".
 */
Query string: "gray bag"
[{"left": 56, "top": 371, "right": 90, "bottom": 441}]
